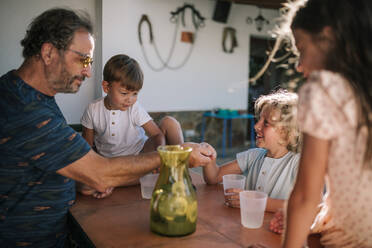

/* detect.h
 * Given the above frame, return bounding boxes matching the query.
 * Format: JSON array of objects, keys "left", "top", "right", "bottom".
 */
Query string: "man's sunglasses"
[{"left": 67, "top": 49, "right": 93, "bottom": 68}]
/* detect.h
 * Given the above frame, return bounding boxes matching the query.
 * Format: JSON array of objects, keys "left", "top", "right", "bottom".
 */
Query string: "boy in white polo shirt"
[{"left": 80, "top": 54, "right": 184, "bottom": 197}]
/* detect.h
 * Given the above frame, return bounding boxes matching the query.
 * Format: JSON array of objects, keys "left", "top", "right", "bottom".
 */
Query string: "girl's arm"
[
  {"left": 283, "top": 134, "right": 329, "bottom": 248},
  {"left": 203, "top": 159, "right": 242, "bottom": 184},
  {"left": 142, "top": 120, "right": 166, "bottom": 147},
  {"left": 82, "top": 126, "right": 94, "bottom": 147},
  {"left": 266, "top": 198, "right": 285, "bottom": 212}
]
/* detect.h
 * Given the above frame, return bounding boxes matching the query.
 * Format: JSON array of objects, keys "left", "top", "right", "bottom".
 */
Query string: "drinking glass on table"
[
  {"left": 239, "top": 190, "right": 267, "bottom": 229},
  {"left": 222, "top": 174, "right": 246, "bottom": 195},
  {"left": 140, "top": 173, "right": 159, "bottom": 199}
]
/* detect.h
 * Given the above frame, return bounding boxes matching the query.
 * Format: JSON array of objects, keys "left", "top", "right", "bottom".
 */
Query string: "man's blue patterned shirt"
[{"left": 0, "top": 71, "right": 90, "bottom": 247}]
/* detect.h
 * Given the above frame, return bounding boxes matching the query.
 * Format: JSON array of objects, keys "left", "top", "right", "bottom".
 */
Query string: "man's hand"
[
  {"left": 77, "top": 182, "right": 114, "bottom": 199},
  {"left": 77, "top": 182, "right": 96, "bottom": 196},
  {"left": 183, "top": 142, "right": 217, "bottom": 167},
  {"left": 93, "top": 187, "right": 114, "bottom": 199}
]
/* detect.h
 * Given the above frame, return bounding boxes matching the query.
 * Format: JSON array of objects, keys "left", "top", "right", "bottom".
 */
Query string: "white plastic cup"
[
  {"left": 239, "top": 190, "right": 268, "bottom": 228},
  {"left": 222, "top": 174, "right": 246, "bottom": 195},
  {"left": 139, "top": 173, "right": 159, "bottom": 199}
]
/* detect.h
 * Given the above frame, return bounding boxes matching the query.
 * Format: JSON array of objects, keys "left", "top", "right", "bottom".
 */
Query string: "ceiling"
[{"left": 224, "top": 0, "right": 287, "bottom": 9}]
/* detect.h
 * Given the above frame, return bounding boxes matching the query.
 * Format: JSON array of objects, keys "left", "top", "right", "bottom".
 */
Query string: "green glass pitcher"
[{"left": 150, "top": 145, "right": 197, "bottom": 236}]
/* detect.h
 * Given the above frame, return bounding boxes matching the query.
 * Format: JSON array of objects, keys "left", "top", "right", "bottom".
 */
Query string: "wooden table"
[{"left": 69, "top": 172, "right": 281, "bottom": 248}]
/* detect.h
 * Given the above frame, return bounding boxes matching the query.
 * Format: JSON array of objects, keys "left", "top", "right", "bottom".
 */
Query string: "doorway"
[
  {"left": 248, "top": 36, "right": 281, "bottom": 114},
  {"left": 247, "top": 36, "right": 303, "bottom": 142}
]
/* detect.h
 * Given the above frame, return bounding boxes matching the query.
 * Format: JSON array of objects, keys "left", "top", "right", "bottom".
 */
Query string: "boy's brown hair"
[{"left": 103, "top": 54, "right": 143, "bottom": 91}]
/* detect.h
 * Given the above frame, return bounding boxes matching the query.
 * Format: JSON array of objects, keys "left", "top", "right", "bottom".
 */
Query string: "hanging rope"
[
  {"left": 138, "top": 4, "right": 205, "bottom": 71},
  {"left": 138, "top": 14, "right": 181, "bottom": 71},
  {"left": 138, "top": 15, "right": 164, "bottom": 72},
  {"left": 222, "top": 27, "right": 238, "bottom": 53},
  {"left": 153, "top": 14, "right": 194, "bottom": 70}
]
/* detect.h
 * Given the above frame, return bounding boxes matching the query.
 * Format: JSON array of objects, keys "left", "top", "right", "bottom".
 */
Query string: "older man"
[{"left": 0, "top": 8, "right": 214, "bottom": 247}]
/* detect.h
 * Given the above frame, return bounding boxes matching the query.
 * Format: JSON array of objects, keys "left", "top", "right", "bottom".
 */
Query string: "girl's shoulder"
[
  {"left": 300, "top": 70, "right": 358, "bottom": 128},
  {"left": 305, "top": 70, "right": 354, "bottom": 103},
  {"left": 309, "top": 70, "right": 346, "bottom": 85}
]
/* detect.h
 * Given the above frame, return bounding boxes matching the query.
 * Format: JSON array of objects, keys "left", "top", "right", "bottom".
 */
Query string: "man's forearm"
[
  {"left": 59, "top": 143, "right": 214, "bottom": 193},
  {"left": 58, "top": 150, "right": 160, "bottom": 193},
  {"left": 104, "top": 151, "right": 161, "bottom": 188}
]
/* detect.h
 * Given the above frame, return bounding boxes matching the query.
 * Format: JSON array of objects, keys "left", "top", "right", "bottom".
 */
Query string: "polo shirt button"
[
  {"left": 112, "top": 133, "right": 115, "bottom": 136},
  {"left": 258, "top": 186, "right": 262, "bottom": 190},
  {"left": 262, "top": 171, "right": 266, "bottom": 175},
  {"left": 112, "top": 122, "right": 115, "bottom": 125},
  {"left": 112, "top": 112, "right": 115, "bottom": 115}
]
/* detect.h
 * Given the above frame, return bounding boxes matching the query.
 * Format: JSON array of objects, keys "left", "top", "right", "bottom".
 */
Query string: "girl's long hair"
[{"left": 279, "top": 0, "right": 372, "bottom": 167}]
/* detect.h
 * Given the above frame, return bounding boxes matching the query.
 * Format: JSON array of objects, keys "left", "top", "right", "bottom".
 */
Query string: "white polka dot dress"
[{"left": 298, "top": 70, "right": 372, "bottom": 247}]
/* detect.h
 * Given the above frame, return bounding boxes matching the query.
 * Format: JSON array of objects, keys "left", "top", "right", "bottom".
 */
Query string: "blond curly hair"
[{"left": 254, "top": 90, "right": 301, "bottom": 153}]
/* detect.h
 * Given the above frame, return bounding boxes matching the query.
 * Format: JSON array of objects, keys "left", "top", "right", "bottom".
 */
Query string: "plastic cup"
[
  {"left": 222, "top": 174, "right": 246, "bottom": 195},
  {"left": 239, "top": 190, "right": 268, "bottom": 228},
  {"left": 139, "top": 173, "right": 159, "bottom": 199}
]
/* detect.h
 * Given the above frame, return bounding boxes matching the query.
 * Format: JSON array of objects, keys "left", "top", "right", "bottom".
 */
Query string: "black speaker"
[{"left": 212, "top": 1, "right": 232, "bottom": 23}]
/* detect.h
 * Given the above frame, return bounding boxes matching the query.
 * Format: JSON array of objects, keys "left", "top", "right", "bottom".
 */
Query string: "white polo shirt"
[{"left": 81, "top": 97, "right": 152, "bottom": 157}]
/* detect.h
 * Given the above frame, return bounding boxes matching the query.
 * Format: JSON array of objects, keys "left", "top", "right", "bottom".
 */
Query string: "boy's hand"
[
  {"left": 199, "top": 142, "right": 217, "bottom": 160},
  {"left": 224, "top": 188, "right": 243, "bottom": 208},
  {"left": 269, "top": 209, "right": 284, "bottom": 234},
  {"left": 183, "top": 142, "right": 217, "bottom": 168}
]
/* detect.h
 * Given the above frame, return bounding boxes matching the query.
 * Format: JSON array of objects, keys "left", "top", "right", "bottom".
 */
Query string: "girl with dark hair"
[{"left": 271, "top": 0, "right": 372, "bottom": 247}]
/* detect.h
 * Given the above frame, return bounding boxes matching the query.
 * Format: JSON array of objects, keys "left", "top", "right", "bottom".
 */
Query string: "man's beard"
[{"left": 47, "top": 61, "right": 86, "bottom": 93}]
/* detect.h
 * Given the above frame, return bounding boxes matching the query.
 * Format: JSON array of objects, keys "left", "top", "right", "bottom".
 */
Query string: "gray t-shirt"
[{"left": 236, "top": 148, "right": 300, "bottom": 199}]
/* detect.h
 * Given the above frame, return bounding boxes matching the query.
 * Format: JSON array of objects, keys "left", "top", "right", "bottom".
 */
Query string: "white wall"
[
  {"left": 0, "top": 0, "right": 279, "bottom": 121},
  {"left": 0, "top": 0, "right": 102, "bottom": 124},
  {"left": 102, "top": 0, "right": 279, "bottom": 112}
]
